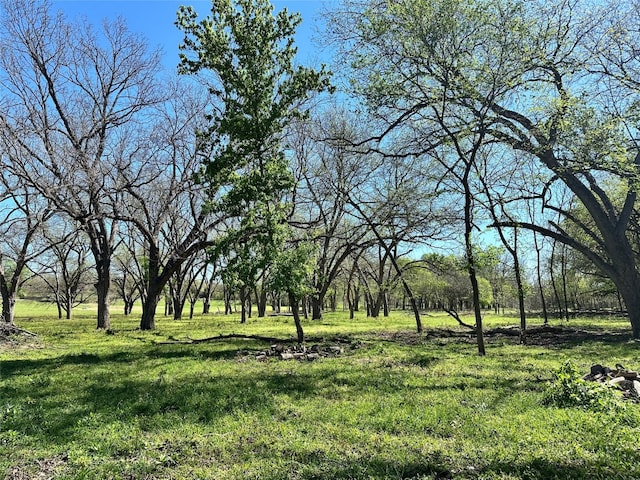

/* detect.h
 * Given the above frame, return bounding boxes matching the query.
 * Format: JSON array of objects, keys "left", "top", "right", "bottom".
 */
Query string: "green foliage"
[
  {"left": 176, "top": 0, "right": 331, "bottom": 208},
  {"left": 476, "top": 276, "right": 494, "bottom": 306},
  {"left": 417, "top": 252, "right": 494, "bottom": 307},
  {"left": 176, "top": 0, "right": 331, "bottom": 294},
  {"left": 542, "top": 361, "right": 623, "bottom": 412},
  {"left": 267, "top": 241, "right": 315, "bottom": 298}
]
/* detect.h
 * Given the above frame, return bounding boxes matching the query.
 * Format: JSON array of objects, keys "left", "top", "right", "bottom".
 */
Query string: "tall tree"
[
  {"left": 113, "top": 80, "right": 219, "bottom": 330},
  {"left": 0, "top": 0, "right": 162, "bottom": 329},
  {"left": 289, "top": 110, "right": 372, "bottom": 320},
  {"left": 176, "top": 0, "right": 331, "bottom": 327}
]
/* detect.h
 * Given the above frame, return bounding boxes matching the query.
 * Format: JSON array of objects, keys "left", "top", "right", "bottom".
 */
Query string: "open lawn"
[{"left": 1, "top": 305, "right": 639, "bottom": 479}]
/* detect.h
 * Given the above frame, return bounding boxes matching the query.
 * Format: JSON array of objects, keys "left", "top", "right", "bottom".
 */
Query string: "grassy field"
[{"left": 1, "top": 303, "right": 640, "bottom": 479}]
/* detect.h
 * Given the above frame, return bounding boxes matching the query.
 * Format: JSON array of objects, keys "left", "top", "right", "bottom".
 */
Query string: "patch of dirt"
[
  {"left": 485, "top": 324, "right": 633, "bottom": 346},
  {"left": 0, "top": 323, "right": 40, "bottom": 350},
  {"left": 4, "top": 455, "right": 67, "bottom": 480},
  {"left": 368, "top": 325, "right": 633, "bottom": 348}
]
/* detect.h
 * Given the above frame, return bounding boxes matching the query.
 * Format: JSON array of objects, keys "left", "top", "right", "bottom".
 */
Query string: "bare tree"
[
  {"left": 168, "top": 250, "right": 210, "bottom": 321},
  {"left": 113, "top": 81, "right": 221, "bottom": 330},
  {"left": 289, "top": 111, "right": 372, "bottom": 320},
  {"left": 31, "top": 223, "right": 94, "bottom": 319},
  {"left": 0, "top": 0, "right": 163, "bottom": 329},
  {"left": 0, "top": 175, "right": 53, "bottom": 323},
  {"left": 201, "top": 261, "right": 219, "bottom": 315},
  {"left": 112, "top": 243, "right": 142, "bottom": 316}
]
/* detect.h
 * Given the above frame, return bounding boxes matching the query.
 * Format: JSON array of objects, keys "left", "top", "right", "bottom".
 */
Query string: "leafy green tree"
[
  {"left": 268, "top": 242, "right": 315, "bottom": 343},
  {"left": 329, "top": 0, "right": 640, "bottom": 338},
  {"left": 216, "top": 220, "right": 286, "bottom": 323},
  {"left": 175, "top": 0, "right": 331, "bottom": 330}
]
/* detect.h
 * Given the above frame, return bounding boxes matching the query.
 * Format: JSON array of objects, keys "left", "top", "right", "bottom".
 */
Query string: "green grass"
[{"left": 1, "top": 304, "right": 640, "bottom": 479}]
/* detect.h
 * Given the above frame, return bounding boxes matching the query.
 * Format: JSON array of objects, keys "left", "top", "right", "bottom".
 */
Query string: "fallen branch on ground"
[
  {"left": 156, "top": 333, "right": 294, "bottom": 345},
  {"left": 443, "top": 308, "right": 475, "bottom": 330}
]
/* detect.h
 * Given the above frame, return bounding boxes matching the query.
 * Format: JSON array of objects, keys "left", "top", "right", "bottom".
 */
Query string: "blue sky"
[{"left": 52, "top": 0, "right": 331, "bottom": 70}]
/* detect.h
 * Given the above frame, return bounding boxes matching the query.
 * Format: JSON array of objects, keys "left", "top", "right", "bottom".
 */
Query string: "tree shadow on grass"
[
  {"left": 379, "top": 325, "right": 637, "bottom": 351},
  {"left": 297, "top": 454, "right": 454, "bottom": 479},
  {"left": 480, "top": 457, "right": 627, "bottom": 480},
  {"left": 1, "top": 357, "right": 339, "bottom": 444},
  {"left": 0, "top": 343, "right": 248, "bottom": 379},
  {"left": 289, "top": 452, "right": 633, "bottom": 480},
  {"left": 485, "top": 325, "right": 634, "bottom": 349}
]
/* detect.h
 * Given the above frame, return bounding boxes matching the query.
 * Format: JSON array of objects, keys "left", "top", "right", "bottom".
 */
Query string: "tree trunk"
[
  {"left": 172, "top": 295, "right": 184, "bottom": 320},
  {"left": 256, "top": 287, "right": 267, "bottom": 317},
  {"left": 65, "top": 292, "right": 72, "bottom": 320},
  {"left": 239, "top": 286, "right": 247, "bottom": 324},
  {"left": 549, "top": 239, "right": 563, "bottom": 319},
  {"left": 202, "top": 274, "right": 215, "bottom": 314},
  {"left": 621, "top": 291, "right": 640, "bottom": 338},
  {"left": 347, "top": 284, "right": 355, "bottom": 320},
  {"left": 94, "top": 271, "right": 111, "bottom": 330},
  {"left": 463, "top": 177, "right": 485, "bottom": 356},
  {"left": 124, "top": 299, "right": 133, "bottom": 316},
  {"left": 224, "top": 286, "right": 233, "bottom": 315},
  {"left": 90, "top": 235, "right": 112, "bottom": 330},
  {"left": 166, "top": 296, "right": 174, "bottom": 316},
  {"left": 329, "top": 291, "right": 337, "bottom": 312},
  {"left": 382, "top": 291, "right": 389, "bottom": 317},
  {"left": 140, "top": 293, "right": 160, "bottom": 330},
  {"left": 271, "top": 293, "right": 281, "bottom": 314},
  {"left": 310, "top": 295, "right": 323, "bottom": 320},
  {"left": 533, "top": 231, "right": 549, "bottom": 324},
  {"left": 560, "top": 243, "right": 570, "bottom": 321},
  {"left": 289, "top": 293, "right": 304, "bottom": 343},
  {"left": 609, "top": 261, "right": 640, "bottom": 338},
  {"left": 512, "top": 243, "right": 526, "bottom": 344},
  {"left": 141, "top": 252, "right": 162, "bottom": 330},
  {"left": 1, "top": 284, "right": 16, "bottom": 325},
  {"left": 370, "top": 292, "right": 383, "bottom": 318}
]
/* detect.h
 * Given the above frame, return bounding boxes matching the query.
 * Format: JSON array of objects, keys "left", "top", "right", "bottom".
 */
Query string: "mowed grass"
[{"left": 1, "top": 303, "right": 640, "bottom": 479}]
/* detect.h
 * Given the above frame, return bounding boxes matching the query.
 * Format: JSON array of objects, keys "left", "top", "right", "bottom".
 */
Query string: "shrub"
[{"left": 542, "top": 361, "right": 622, "bottom": 412}]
